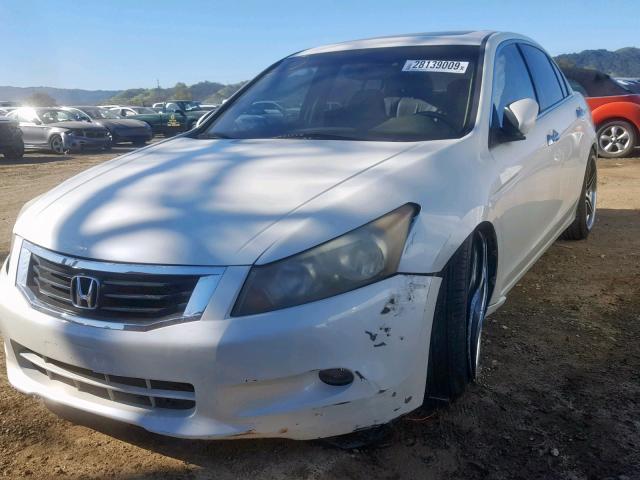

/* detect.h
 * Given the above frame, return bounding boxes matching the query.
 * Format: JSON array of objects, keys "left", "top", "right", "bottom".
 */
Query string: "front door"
[{"left": 488, "top": 42, "right": 566, "bottom": 294}]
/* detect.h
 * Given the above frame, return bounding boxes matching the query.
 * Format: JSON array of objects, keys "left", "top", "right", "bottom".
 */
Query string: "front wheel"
[
  {"left": 425, "top": 229, "right": 491, "bottom": 404},
  {"left": 49, "top": 134, "right": 67, "bottom": 155},
  {"left": 597, "top": 120, "right": 636, "bottom": 158}
]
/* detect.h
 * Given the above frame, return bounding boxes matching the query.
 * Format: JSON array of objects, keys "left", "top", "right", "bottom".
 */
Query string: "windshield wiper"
[{"left": 274, "top": 132, "right": 359, "bottom": 140}]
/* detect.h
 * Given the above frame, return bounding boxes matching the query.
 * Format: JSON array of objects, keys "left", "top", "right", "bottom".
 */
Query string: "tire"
[
  {"left": 49, "top": 134, "right": 66, "bottom": 155},
  {"left": 597, "top": 120, "right": 636, "bottom": 158},
  {"left": 425, "top": 229, "right": 490, "bottom": 404},
  {"left": 560, "top": 150, "right": 597, "bottom": 240},
  {"left": 3, "top": 143, "right": 24, "bottom": 160}
]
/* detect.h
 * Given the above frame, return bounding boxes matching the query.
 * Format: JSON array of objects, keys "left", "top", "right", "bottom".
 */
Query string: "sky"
[{"left": 1, "top": 0, "right": 639, "bottom": 91}]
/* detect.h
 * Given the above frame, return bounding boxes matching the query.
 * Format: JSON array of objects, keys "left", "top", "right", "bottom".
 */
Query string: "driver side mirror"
[
  {"left": 32, "top": 118, "right": 42, "bottom": 125},
  {"left": 502, "top": 98, "right": 539, "bottom": 140}
]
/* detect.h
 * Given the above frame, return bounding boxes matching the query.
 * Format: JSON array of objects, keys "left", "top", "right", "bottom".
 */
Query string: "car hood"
[
  {"left": 93, "top": 119, "right": 149, "bottom": 129},
  {"left": 46, "top": 121, "right": 106, "bottom": 130},
  {"left": 15, "top": 137, "right": 418, "bottom": 266}
]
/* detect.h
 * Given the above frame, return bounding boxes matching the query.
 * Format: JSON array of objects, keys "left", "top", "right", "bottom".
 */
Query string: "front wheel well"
[{"left": 475, "top": 222, "right": 498, "bottom": 302}]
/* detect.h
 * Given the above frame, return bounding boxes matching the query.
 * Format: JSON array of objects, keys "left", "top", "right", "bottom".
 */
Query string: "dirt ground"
[{"left": 0, "top": 147, "right": 638, "bottom": 480}]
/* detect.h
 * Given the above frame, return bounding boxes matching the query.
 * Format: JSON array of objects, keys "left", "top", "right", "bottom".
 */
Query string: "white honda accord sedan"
[{"left": 0, "top": 31, "right": 597, "bottom": 440}]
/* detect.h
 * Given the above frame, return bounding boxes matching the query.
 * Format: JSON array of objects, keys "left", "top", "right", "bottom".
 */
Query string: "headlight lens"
[{"left": 232, "top": 203, "right": 418, "bottom": 316}]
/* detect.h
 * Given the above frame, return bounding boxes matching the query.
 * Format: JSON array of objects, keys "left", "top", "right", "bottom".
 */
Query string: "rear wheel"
[
  {"left": 597, "top": 120, "right": 636, "bottom": 158},
  {"left": 560, "top": 151, "right": 597, "bottom": 240},
  {"left": 425, "top": 229, "right": 490, "bottom": 404}
]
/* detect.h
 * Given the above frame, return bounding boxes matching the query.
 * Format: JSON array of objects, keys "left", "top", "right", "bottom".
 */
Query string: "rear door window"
[{"left": 519, "top": 44, "right": 564, "bottom": 111}]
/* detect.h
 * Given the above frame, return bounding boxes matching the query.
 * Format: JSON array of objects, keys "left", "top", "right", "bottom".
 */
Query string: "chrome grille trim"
[
  {"left": 14, "top": 342, "right": 195, "bottom": 411},
  {"left": 16, "top": 241, "right": 225, "bottom": 331}
]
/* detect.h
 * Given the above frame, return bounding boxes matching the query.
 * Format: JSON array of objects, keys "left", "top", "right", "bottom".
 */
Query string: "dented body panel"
[
  {"left": 1, "top": 248, "right": 438, "bottom": 439},
  {"left": 0, "top": 31, "right": 597, "bottom": 439}
]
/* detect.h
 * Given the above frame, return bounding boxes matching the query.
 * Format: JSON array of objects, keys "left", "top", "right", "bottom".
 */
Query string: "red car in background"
[{"left": 562, "top": 66, "right": 640, "bottom": 158}]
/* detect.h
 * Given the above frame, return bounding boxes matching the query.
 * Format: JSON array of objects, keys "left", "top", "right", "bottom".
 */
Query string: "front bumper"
[
  {"left": 0, "top": 244, "right": 440, "bottom": 440},
  {"left": 62, "top": 133, "right": 110, "bottom": 151},
  {"left": 111, "top": 128, "right": 153, "bottom": 144}
]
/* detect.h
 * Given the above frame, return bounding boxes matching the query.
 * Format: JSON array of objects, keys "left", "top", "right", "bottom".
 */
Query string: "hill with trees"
[
  {"left": 0, "top": 80, "right": 248, "bottom": 106},
  {"left": 554, "top": 47, "right": 640, "bottom": 77}
]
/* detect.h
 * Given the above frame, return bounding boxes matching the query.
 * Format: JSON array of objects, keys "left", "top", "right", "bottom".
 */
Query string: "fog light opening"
[{"left": 318, "top": 368, "right": 354, "bottom": 386}]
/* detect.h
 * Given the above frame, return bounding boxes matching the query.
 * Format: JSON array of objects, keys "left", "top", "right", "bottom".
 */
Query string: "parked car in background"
[
  {"left": 614, "top": 77, "right": 640, "bottom": 94},
  {"left": 111, "top": 102, "right": 208, "bottom": 136},
  {"left": 0, "top": 31, "right": 597, "bottom": 441},
  {"left": 8, "top": 107, "right": 110, "bottom": 154},
  {"left": 0, "top": 116, "right": 24, "bottom": 160},
  {"left": 153, "top": 101, "right": 215, "bottom": 112},
  {"left": 68, "top": 106, "right": 153, "bottom": 146},
  {"left": 562, "top": 66, "right": 640, "bottom": 158},
  {"left": 0, "top": 101, "right": 19, "bottom": 109}
]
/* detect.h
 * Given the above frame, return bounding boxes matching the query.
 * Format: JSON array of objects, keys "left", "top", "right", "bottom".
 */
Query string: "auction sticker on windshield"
[{"left": 402, "top": 60, "right": 469, "bottom": 73}]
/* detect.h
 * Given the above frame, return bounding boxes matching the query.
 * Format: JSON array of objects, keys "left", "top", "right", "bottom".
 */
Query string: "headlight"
[
  {"left": 232, "top": 203, "right": 418, "bottom": 316},
  {"left": 65, "top": 130, "right": 75, "bottom": 136}
]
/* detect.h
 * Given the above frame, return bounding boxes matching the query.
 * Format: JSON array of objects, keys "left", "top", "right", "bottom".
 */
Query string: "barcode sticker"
[{"left": 402, "top": 60, "right": 469, "bottom": 74}]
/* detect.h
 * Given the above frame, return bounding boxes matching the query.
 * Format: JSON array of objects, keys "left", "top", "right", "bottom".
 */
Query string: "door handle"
[
  {"left": 576, "top": 106, "right": 586, "bottom": 118},
  {"left": 547, "top": 130, "right": 560, "bottom": 145}
]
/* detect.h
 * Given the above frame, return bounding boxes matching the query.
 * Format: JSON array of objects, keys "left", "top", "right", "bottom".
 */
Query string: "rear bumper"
[{"left": 0, "top": 246, "right": 440, "bottom": 440}]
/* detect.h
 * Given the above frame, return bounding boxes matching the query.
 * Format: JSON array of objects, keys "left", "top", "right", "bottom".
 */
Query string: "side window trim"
[
  {"left": 549, "top": 58, "right": 569, "bottom": 97},
  {"left": 518, "top": 42, "right": 568, "bottom": 115},
  {"left": 490, "top": 40, "right": 540, "bottom": 128}
]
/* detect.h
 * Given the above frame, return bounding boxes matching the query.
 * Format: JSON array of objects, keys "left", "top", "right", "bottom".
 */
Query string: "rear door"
[
  {"left": 518, "top": 43, "right": 583, "bottom": 218},
  {"left": 489, "top": 42, "right": 566, "bottom": 293}
]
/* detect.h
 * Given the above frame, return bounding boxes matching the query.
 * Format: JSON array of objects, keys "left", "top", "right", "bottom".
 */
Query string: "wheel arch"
[{"left": 474, "top": 221, "right": 498, "bottom": 302}]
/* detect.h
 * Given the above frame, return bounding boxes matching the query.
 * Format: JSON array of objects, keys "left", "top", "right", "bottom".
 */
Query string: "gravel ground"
[{"left": 0, "top": 146, "right": 638, "bottom": 479}]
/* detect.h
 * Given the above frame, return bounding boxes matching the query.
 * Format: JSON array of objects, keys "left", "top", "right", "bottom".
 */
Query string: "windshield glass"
[
  {"left": 133, "top": 107, "right": 157, "bottom": 114},
  {"left": 79, "top": 107, "right": 122, "bottom": 119},
  {"left": 39, "top": 109, "right": 85, "bottom": 124},
  {"left": 181, "top": 101, "right": 202, "bottom": 111},
  {"left": 203, "top": 46, "right": 479, "bottom": 141}
]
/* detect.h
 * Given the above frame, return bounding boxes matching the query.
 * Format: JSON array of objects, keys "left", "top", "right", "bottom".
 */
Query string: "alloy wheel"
[
  {"left": 599, "top": 124, "right": 631, "bottom": 154},
  {"left": 585, "top": 159, "right": 597, "bottom": 230},
  {"left": 50, "top": 136, "right": 65, "bottom": 154},
  {"left": 467, "top": 230, "right": 489, "bottom": 378}
]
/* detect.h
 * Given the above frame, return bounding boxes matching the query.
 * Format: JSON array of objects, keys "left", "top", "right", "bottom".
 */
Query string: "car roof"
[{"left": 295, "top": 30, "right": 496, "bottom": 56}]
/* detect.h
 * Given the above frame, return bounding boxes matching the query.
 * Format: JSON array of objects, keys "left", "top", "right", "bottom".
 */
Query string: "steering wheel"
[{"left": 415, "top": 111, "right": 457, "bottom": 131}]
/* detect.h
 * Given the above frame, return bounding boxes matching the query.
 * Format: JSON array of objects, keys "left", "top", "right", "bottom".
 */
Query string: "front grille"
[
  {"left": 27, "top": 253, "right": 200, "bottom": 322},
  {"left": 13, "top": 342, "right": 195, "bottom": 410},
  {"left": 77, "top": 129, "right": 106, "bottom": 138}
]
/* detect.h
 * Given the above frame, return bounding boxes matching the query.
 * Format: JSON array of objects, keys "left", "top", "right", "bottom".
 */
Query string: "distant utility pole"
[{"left": 156, "top": 78, "right": 161, "bottom": 89}]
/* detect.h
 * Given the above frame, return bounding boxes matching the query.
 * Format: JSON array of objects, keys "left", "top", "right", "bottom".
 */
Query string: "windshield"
[
  {"left": 79, "top": 107, "right": 122, "bottom": 119},
  {"left": 39, "top": 109, "right": 86, "bottom": 124},
  {"left": 203, "top": 46, "right": 479, "bottom": 141},
  {"left": 133, "top": 107, "right": 157, "bottom": 114}
]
